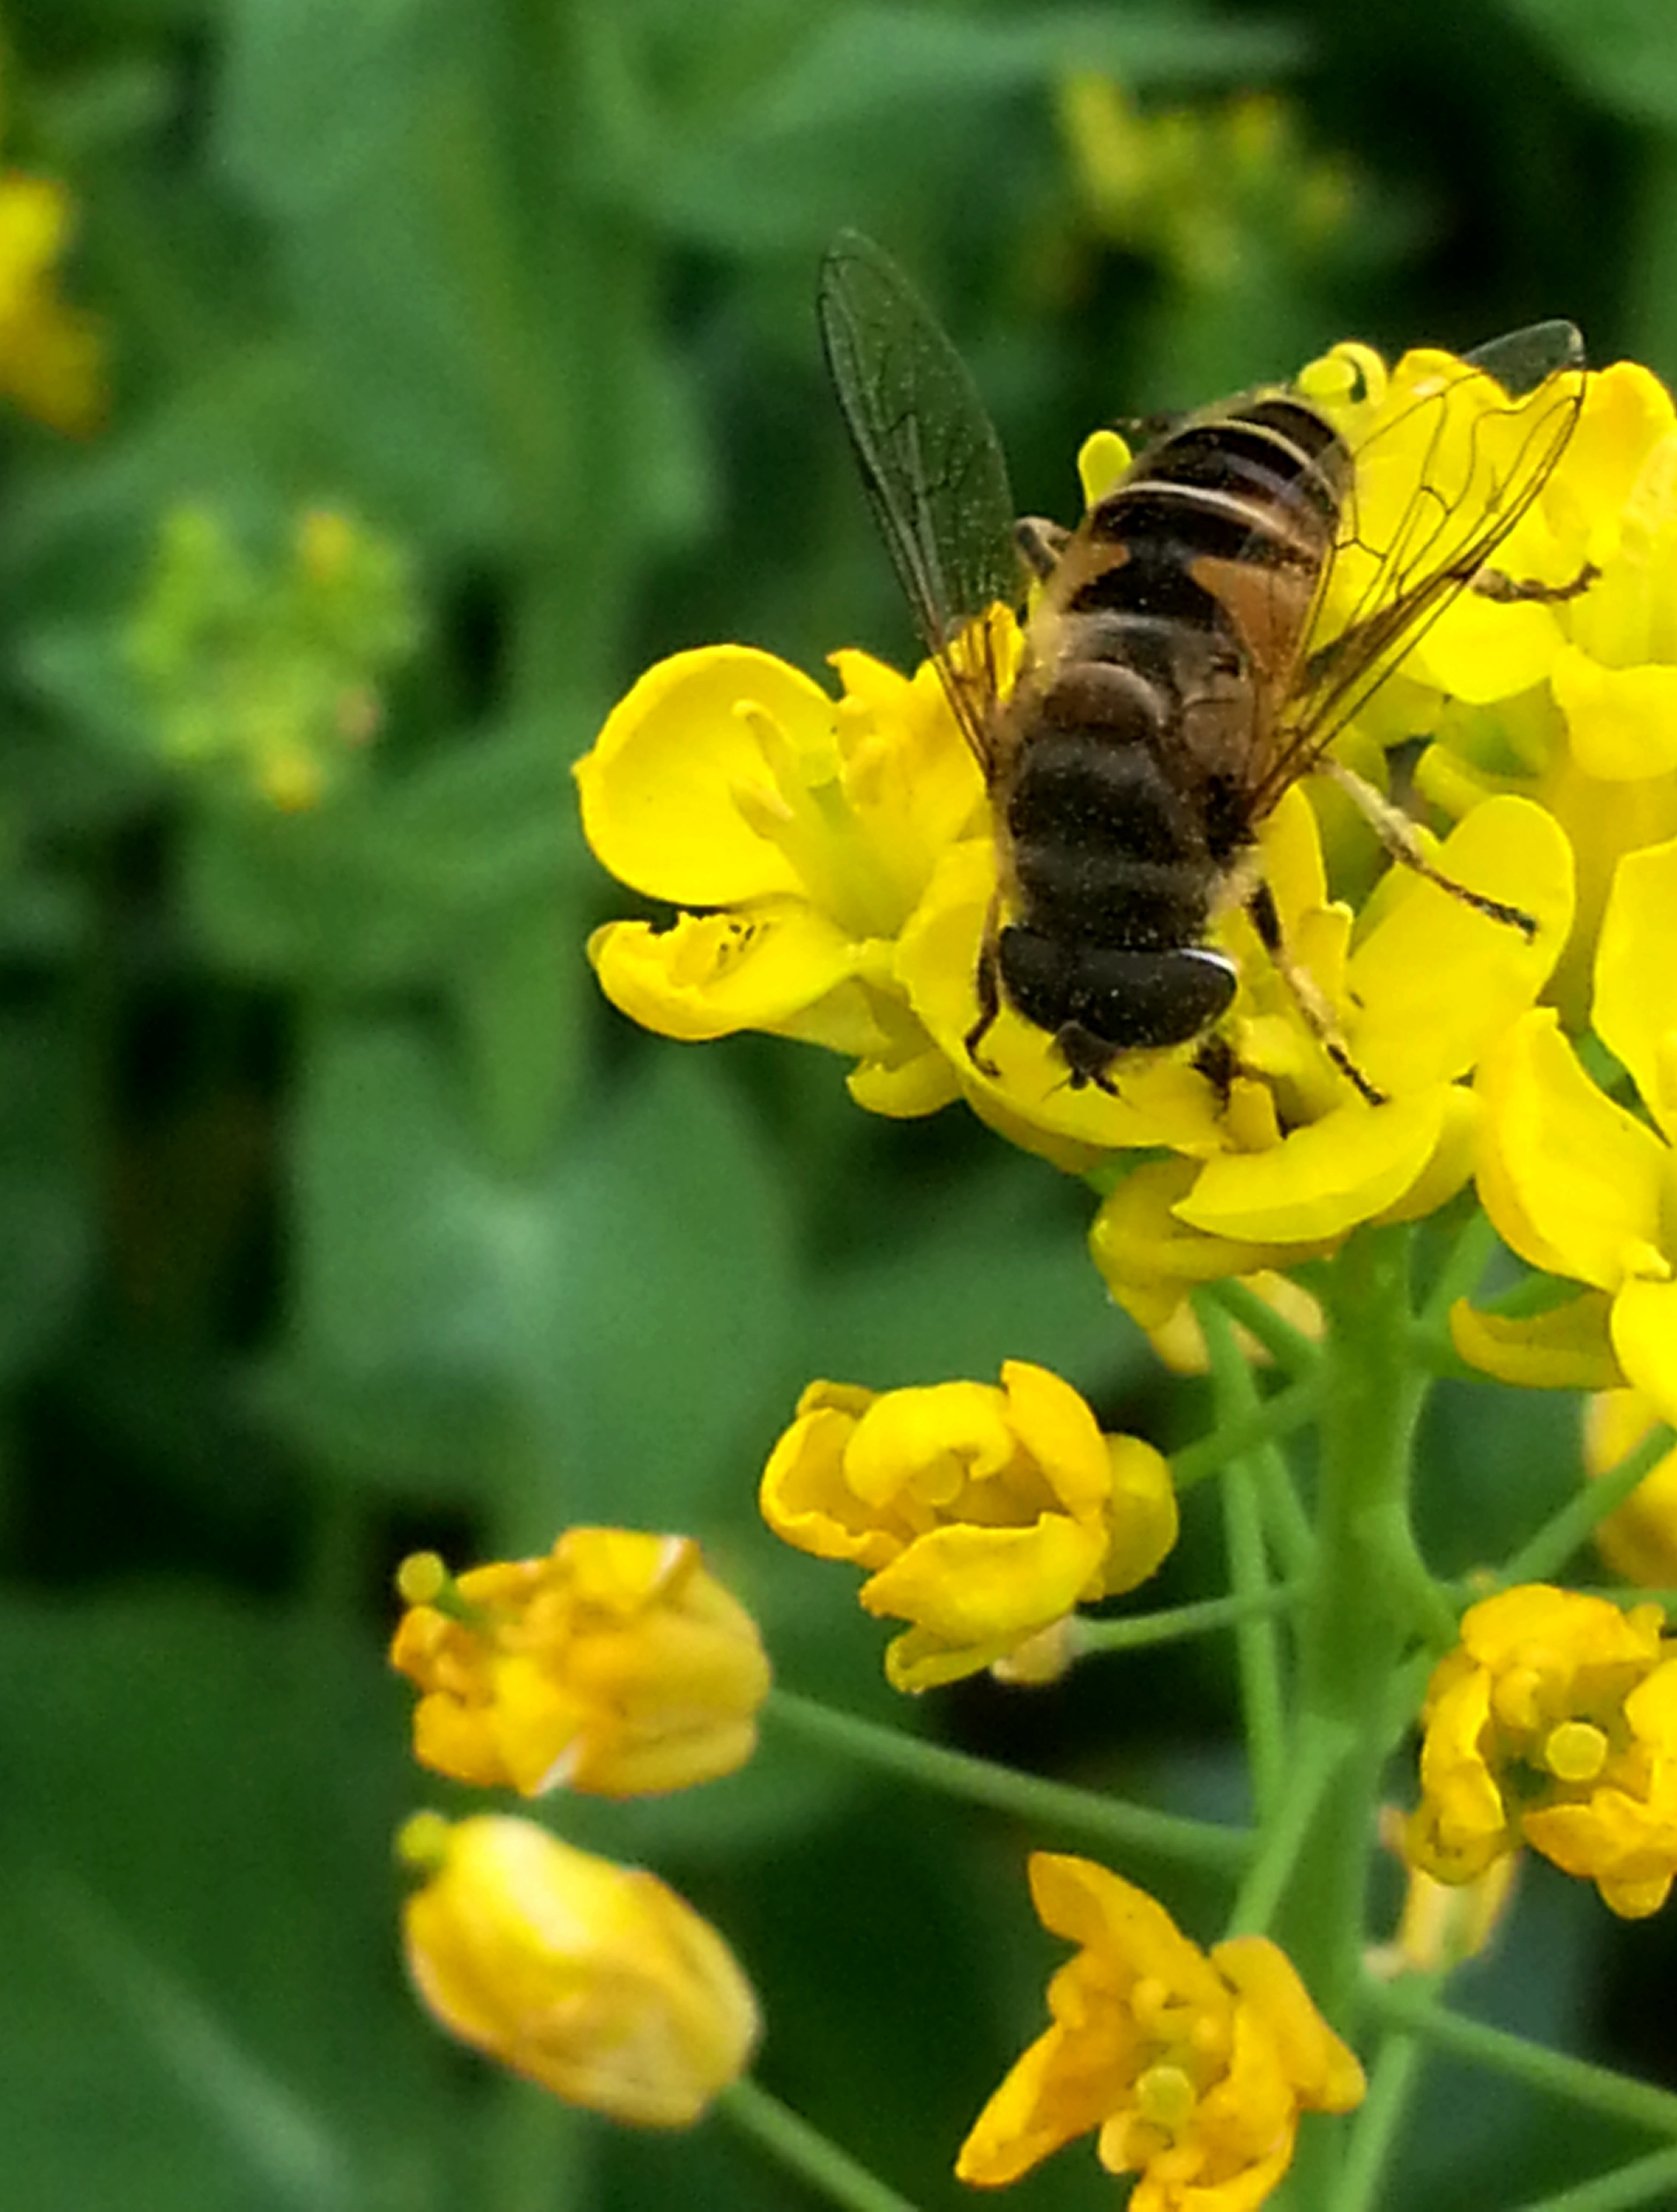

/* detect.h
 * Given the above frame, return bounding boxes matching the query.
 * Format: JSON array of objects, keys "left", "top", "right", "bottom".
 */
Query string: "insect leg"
[
  {"left": 1320, "top": 758, "right": 1537, "bottom": 942},
  {"left": 1014, "top": 516, "right": 1070, "bottom": 582},
  {"left": 1471, "top": 560, "right": 1599, "bottom": 606},
  {"left": 1247, "top": 880, "right": 1387, "bottom": 1107},
  {"left": 965, "top": 894, "right": 1005, "bottom": 1078}
]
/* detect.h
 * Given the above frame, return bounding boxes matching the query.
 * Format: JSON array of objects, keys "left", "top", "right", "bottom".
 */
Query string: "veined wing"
[
  {"left": 1250, "top": 319, "right": 1585, "bottom": 814},
  {"left": 818, "top": 231, "right": 1021, "bottom": 767}
]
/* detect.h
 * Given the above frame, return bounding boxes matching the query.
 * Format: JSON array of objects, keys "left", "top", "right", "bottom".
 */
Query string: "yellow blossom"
[
  {"left": 957, "top": 1854, "right": 1363, "bottom": 2207},
  {"left": 1585, "top": 1388, "right": 1677, "bottom": 1588},
  {"left": 1405, "top": 358, "right": 1677, "bottom": 1019},
  {"left": 399, "top": 1813, "right": 759, "bottom": 2125},
  {"left": 389, "top": 1529, "right": 770, "bottom": 1797},
  {"left": 1407, "top": 1585, "right": 1677, "bottom": 1917},
  {"left": 578, "top": 639, "right": 993, "bottom": 1115},
  {"left": 0, "top": 168, "right": 102, "bottom": 434},
  {"left": 1462, "top": 835, "right": 1677, "bottom": 1416},
  {"left": 758, "top": 1360, "right": 1177, "bottom": 1692},
  {"left": 1366, "top": 1807, "right": 1519, "bottom": 1979}
]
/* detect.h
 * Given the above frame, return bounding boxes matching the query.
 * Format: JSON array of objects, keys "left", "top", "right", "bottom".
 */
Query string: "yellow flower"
[
  {"left": 1408, "top": 359, "right": 1677, "bottom": 1019},
  {"left": 957, "top": 1854, "right": 1363, "bottom": 2207},
  {"left": 758, "top": 1360, "right": 1177, "bottom": 1692},
  {"left": 399, "top": 1813, "right": 759, "bottom": 2125},
  {"left": 577, "top": 639, "right": 993, "bottom": 1115},
  {"left": 1367, "top": 1807, "right": 1519, "bottom": 1979},
  {"left": 1585, "top": 1387, "right": 1677, "bottom": 1587},
  {"left": 1407, "top": 1585, "right": 1677, "bottom": 1917},
  {"left": 1463, "top": 834, "right": 1677, "bottom": 1415},
  {"left": 0, "top": 168, "right": 102, "bottom": 434},
  {"left": 389, "top": 1529, "right": 771, "bottom": 1797}
]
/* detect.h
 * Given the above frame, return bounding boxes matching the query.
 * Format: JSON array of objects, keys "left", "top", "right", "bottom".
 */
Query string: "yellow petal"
[
  {"left": 1594, "top": 837, "right": 1677, "bottom": 1137},
  {"left": 1553, "top": 646, "right": 1677, "bottom": 779},
  {"left": 1611, "top": 1277, "right": 1677, "bottom": 1427},
  {"left": 1175, "top": 1092, "right": 1446, "bottom": 1243},
  {"left": 1347, "top": 798, "right": 1573, "bottom": 1094},
  {"left": 859, "top": 1513, "right": 1106, "bottom": 1644},
  {"left": 1414, "top": 593, "right": 1564, "bottom": 705},
  {"left": 586, "top": 903, "right": 860, "bottom": 1040},
  {"left": 1474, "top": 1012, "right": 1667, "bottom": 1290},
  {"left": 575, "top": 646, "right": 835, "bottom": 901},
  {"left": 1450, "top": 1290, "right": 1622, "bottom": 1391}
]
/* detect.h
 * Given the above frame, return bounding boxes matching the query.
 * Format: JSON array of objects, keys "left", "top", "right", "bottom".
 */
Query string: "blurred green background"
[{"left": 4, "top": 0, "right": 1677, "bottom": 2207}]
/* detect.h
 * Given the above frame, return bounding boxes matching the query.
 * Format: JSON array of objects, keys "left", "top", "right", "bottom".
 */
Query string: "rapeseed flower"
[
  {"left": 957, "top": 1853, "right": 1363, "bottom": 2207},
  {"left": 399, "top": 1813, "right": 759, "bottom": 2125},
  {"left": 758, "top": 1360, "right": 1176, "bottom": 1691},
  {"left": 390, "top": 1529, "right": 770, "bottom": 1798},
  {"left": 1407, "top": 1585, "right": 1677, "bottom": 1918}
]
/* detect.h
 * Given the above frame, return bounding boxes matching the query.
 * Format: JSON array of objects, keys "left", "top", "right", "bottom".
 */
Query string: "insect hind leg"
[
  {"left": 1246, "top": 880, "right": 1387, "bottom": 1106},
  {"left": 964, "top": 894, "right": 1005, "bottom": 1078},
  {"left": 1321, "top": 758, "right": 1536, "bottom": 943}
]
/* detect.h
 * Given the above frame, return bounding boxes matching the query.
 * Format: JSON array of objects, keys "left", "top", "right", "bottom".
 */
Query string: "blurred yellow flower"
[
  {"left": 390, "top": 1529, "right": 770, "bottom": 1798},
  {"left": 0, "top": 168, "right": 101, "bottom": 433},
  {"left": 1407, "top": 1584, "right": 1677, "bottom": 1917},
  {"left": 400, "top": 1813, "right": 759, "bottom": 2126},
  {"left": 759, "top": 1360, "right": 1176, "bottom": 1692},
  {"left": 957, "top": 1854, "right": 1363, "bottom": 2207}
]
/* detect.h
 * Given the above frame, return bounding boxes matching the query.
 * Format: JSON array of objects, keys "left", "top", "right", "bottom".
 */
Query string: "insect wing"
[
  {"left": 1253, "top": 321, "right": 1585, "bottom": 810},
  {"left": 818, "top": 231, "right": 1020, "bottom": 765}
]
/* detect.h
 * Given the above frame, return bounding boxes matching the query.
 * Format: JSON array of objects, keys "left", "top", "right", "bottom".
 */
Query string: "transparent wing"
[
  {"left": 818, "top": 231, "right": 1021, "bottom": 766},
  {"left": 1250, "top": 320, "right": 1586, "bottom": 814}
]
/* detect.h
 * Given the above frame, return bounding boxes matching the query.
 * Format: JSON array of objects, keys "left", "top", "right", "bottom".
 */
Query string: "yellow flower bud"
[
  {"left": 759, "top": 1361, "right": 1176, "bottom": 1691},
  {"left": 390, "top": 1528, "right": 771, "bottom": 1797},
  {"left": 401, "top": 1814, "right": 759, "bottom": 2126}
]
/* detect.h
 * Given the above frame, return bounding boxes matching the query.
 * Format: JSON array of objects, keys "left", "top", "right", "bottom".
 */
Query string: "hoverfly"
[{"left": 818, "top": 231, "right": 1587, "bottom": 1101}]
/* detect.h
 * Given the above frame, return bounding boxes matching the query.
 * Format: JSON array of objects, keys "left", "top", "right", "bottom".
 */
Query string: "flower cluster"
[
  {"left": 957, "top": 1854, "right": 1365, "bottom": 2207},
  {"left": 1408, "top": 1585, "right": 1677, "bottom": 1919},
  {"left": 759, "top": 1359, "right": 1177, "bottom": 1689},
  {"left": 391, "top": 1530, "right": 765, "bottom": 2127}
]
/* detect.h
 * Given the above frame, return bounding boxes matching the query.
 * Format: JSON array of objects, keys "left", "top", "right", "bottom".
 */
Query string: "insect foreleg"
[
  {"left": 1014, "top": 516, "right": 1070, "bottom": 582},
  {"left": 965, "top": 894, "right": 1005, "bottom": 1078},
  {"left": 1320, "top": 759, "right": 1537, "bottom": 942}
]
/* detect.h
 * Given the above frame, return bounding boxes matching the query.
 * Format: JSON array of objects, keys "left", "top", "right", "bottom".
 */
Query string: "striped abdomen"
[{"left": 990, "top": 395, "right": 1352, "bottom": 1071}]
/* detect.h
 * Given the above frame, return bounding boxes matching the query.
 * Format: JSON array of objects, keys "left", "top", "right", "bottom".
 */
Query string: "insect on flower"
[{"left": 818, "top": 231, "right": 1588, "bottom": 1101}]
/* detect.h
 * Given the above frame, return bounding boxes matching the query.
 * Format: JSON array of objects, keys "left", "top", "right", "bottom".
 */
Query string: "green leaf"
[
  {"left": 286, "top": 1020, "right": 802, "bottom": 1535},
  {"left": 0, "top": 1589, "right": 467, "bottom": 2212},
  {"left": 1499, "top": 0, "right": 1677, "bottom": 125}
]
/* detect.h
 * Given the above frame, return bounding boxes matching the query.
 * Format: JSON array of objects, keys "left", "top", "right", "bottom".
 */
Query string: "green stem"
[
  {"left": 719, "top": 2077, "right": 921, "bottom": 2212},
  {"left": 1075, "top": 1582, "right": 1307, "bottom": 1657},
  {"left": 1277, "top": 1225, "right": 1433, "bottom": 2032},
  {"left": 1168, "top": 1370, "right": 1326, "bottom": 1491},
  {"left": 1368, "top": 1977, "right": 1677, "bottom": 2137},
  {"left": 1333, "top": 2028, "right": 1428, "bottom": 2212},
  {"left": 1502, "top": 1422, "right": 1675, "bottom": 1585},
  {"left": 1201, "top": 1300, "right": 1292, "bottom": 1817},
  {"left": 1504, "top": 2145, "right": 1677, "bottom": 2212},
  {"left": 1224, "top": 1715, "right": 1347, "bottom": 1937},
  {"left": 1207, "top": 1275, "right": 1322, "bottom": 1377},
  {"left": 764, "top": 1689, "right": 1252, "bottom": 1875}
]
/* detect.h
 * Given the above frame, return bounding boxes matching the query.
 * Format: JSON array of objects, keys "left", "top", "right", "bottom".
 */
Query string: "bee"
[{"left": 817, "top": 231, "right": 1588, "bottom": 1100}]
